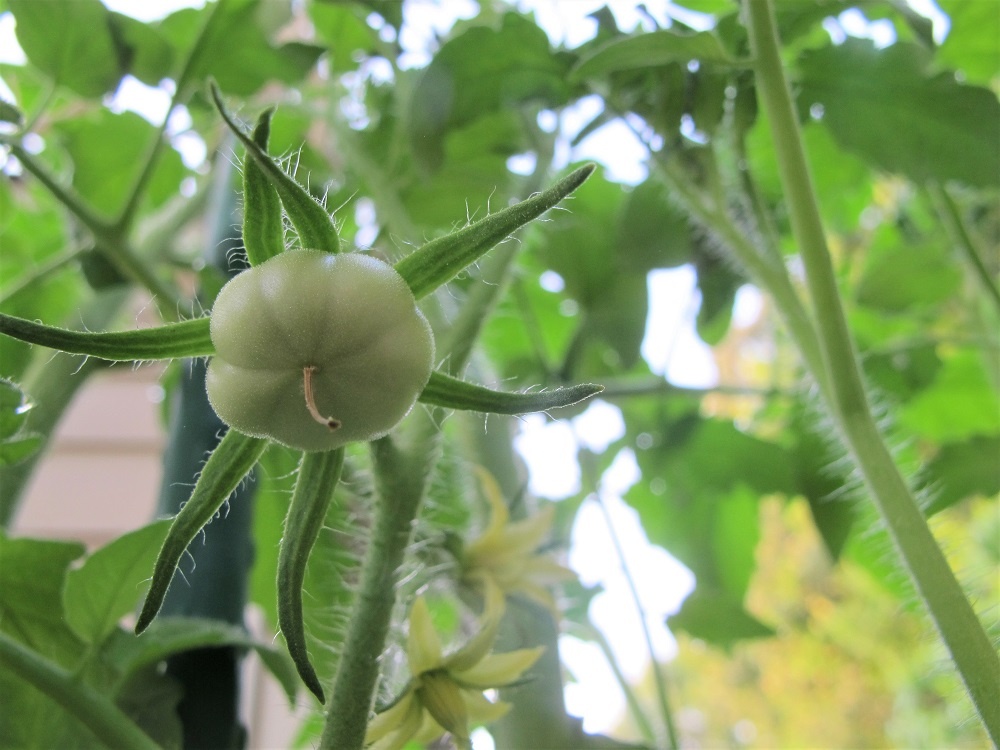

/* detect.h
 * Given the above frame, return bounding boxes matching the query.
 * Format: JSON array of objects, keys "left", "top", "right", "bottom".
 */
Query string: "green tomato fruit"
[{"left": 206, "top": 250, "right": 435, "bottom": 452}]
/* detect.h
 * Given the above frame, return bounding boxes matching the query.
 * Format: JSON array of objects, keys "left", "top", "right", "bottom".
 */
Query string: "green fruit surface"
[{"left": 206, "top": 250, "right": 435, "bottom": 451}]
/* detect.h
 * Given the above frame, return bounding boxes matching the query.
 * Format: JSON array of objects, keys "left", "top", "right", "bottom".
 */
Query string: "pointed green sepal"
[
  {"left": 0, "top": 313, "right": 214, "bottom": 361},
  {"left": 277, "top": 448, "right": 344, "bottom": 703},
  {"left": 135, "top": 430, "right": 268, "bottom": 634},
  {"left": 242, "top": 107, "right": 285, "bottom": 266},
  {"left": 394, "top": 164, "right": 595, "bottom": 300},
  {"left": 419, "top": 370, "right": 603, "bottom": 414},
  {"left": 210, "top": 83, "right": 339, "bottom": 254}
]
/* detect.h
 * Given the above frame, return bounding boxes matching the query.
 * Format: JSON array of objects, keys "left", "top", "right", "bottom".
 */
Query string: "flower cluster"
[{"left": 365, "top": 578, "right": 542, "bottom": 750}]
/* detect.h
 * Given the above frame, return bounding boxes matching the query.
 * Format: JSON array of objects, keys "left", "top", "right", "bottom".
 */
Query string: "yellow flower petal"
[
  {"left": 365, "top": 690, "right": 416, "bottom": 743},
  {"left": 412, "top": 712, "right": 447, "bottom": 744},
  {"left": 407, "top": 596, "right": 444, "bottom": 675},
  {"left": 445, "top": 576, "right": 505, "bottom": 672},
  {"left": 452, "top": 646, "right": 545, "bottom": 689},
  {"left": 466, "top": 505, "right": 556, "bottom": 567},
  {"left": 463, "top": 691, "right": 512, "bottom": 725},
  {"left": 474, "top": 467, "right": 511, "bottom": 534},
  {"left": 365, "top": 691, "right": 424, "bottom": 750},
  {"left": 418, "top": 671, "right": 469, "bottom": 742}
]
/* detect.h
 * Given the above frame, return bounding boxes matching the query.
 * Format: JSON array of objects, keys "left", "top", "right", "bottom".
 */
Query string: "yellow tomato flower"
[
  {"left": 365, "top": 577, "right": 543, "bottom": 750},
  {"left": 462, "top": 468, "right": 575, "bottom": 615}
]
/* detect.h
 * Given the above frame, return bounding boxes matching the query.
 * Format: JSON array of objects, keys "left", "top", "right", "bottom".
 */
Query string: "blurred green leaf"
[
  {"left": 798, "top": 40, "right": 1000, "bottom": 187},
  {"left": 9, "top": 0, "right": 122, "bottom": 97},
  {"left": 109, "top": 616, "right": 299, "bottom": 705},
  {"left": 668, "top": 588, "right": 775, "bottom": 646},
  {"left": 898, "top": 351, "right": 1000, "bottom": 442},
  {"left": 0, "top": 532, "right": 88, "bottom": 749},
  {"left": 0, "top": 98, "right": 23, "bottom": 126},
  {"left": 923, "top": 436, "right": 1000, "bottom": 515},
  {"left": 63, "top": 520, "right": 171, "bottom": 645},
  {"left": 53, "top": 109, "right": 185, "bottom": 219},
  {"left": 410, "top": 12, "right": 572, "bottom": 170},
  {"left": 309, "top": 3, "right": 375, "bottom": 72},
  {"left": 0, "top": 378, "right": 31, "bottom": 440},
  {"left": 616, "top": 177, "right": 693, "bottom": 273},
  {"left": 158, "top": 1, "right": 323, "bottom": 96},
  {"left": 108, "top": 12, "right": 175, "bottom": 87},
  {"left": 936, "top": 0, "right": 1000, "bottom": 86},
  {"left": 572, "top": 29, "right": 741, "bottom": 80},
  {"left": 856, "top": 241, "right": 962, "bottom": 313}
]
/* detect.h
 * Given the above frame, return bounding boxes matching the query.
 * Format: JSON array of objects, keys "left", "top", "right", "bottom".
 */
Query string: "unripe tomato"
[{"left": 206, "top": 250, "right": 435, "bottom": 451}]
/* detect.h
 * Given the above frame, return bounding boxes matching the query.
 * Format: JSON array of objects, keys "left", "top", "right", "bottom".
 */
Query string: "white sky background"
[{"left": 0, "top": 0, "right": 951, "bottom": 743}]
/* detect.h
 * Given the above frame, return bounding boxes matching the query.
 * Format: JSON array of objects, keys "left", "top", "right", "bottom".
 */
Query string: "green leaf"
[
  {"left": 107, "top": 617, "right": 299, "bottom": 705},
  {"left": 788, "top": 399, "right": 856, "bottom": 560},
  {"left": 0, "top": 378, "right": 31, "bottom": 440},
  {"left": 211, "top": 84, "right": 340, "bottom": 254},
  {"left": 0, "top": 631, "right": 162, "bottom": 750},
  {"left": 419, "top": 371, "right": 603, "bottom": 414},
  {"left": 9, "top": 0, "right": 122, "bottom": 97},
  {"left": 158, "top": 1, "right": 323, "bottom": 96},
  {"left": 668, "top": 588, "right": 775, "bottom": 646},
  {"left": 395, "top": 164, "right": 595, "bottom": 299},
  {"left": 923, "top": 436, "right": 1000, "bottom": 516},
  {"left": 107, "top": 12, "right": 175, "bottom": 87},
  {"left": 616, "top": 178, "right": 693, "bottom": 273},
  {"left": 583, "top": 272, "right": 649, "bottom": 371},
  {"left": 0, "top": 532, "right": 86, "bottom": 649},
  {"left": 54, "top": 109, "right": 185, "bottom": 218},
  {"left": 0, "top": 313, "right": 215, "bottom": 361},
  {"left": 694, "top": 245, "right": 743, "bottom": 346},
  {"left": 410, "top": 12, "right": 572, "bottom": 170},
  {"left": 63, "top": 521, "right": 172, "bottom": 645},
  {"left": 711, "top": 486, "right": 761, "bottom": 599},
  {"left": 572, "top": 29, "right": 741, "bottom": 80},
  {"left": 308, "top": 3, "right": 375, "bottom": 72},
  {"left": 897, "top": 351, "right": 1000, "bottom": 442},
  {"left": 0, "top": 434, "right": 42, "bottom": 467},
  {"left": 856, "top": 241, "right": 962, "bottom": 313},
  {"left": 798, "top": 39, "right": 1000, "bottom": 187},
  {"left": 0, "top": 98, "right": 23, "bottom": 127},
  {"left": 936, "top": 0, "right": 1000, "bottom": 86}
]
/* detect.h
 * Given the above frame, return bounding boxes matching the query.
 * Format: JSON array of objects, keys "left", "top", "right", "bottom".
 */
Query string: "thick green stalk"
[
  {"left": 319, "top": 416, "right": 442, "bottom": 750},
  {"left": 0, "top": 631, "right": 160, "bottom": 750},
  {"left": 746, "top": 0, "right": 1000, "bottom": 742}
]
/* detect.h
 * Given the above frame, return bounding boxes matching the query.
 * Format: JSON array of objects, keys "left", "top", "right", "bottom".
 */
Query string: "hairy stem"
[
  {"left": 319, "top": 416, "right": 442, "bottom": 750},
  {"left": 746, "top": 0, "right": 1000, "bottom": 742}
]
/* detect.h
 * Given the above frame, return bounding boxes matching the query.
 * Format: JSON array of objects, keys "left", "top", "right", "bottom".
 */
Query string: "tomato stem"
[{"left": 303, "top": 366, "right": 341, "bottom": 430}]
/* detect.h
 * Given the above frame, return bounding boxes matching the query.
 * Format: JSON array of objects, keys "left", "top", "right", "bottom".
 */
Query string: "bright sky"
[{"left": 0, "top": 0, "right": 948, "bottom": 743}]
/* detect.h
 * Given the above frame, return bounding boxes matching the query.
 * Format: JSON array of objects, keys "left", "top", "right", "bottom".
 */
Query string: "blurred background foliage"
[{"left": 0, "top": 0, "right": 997, "bottom": 747}]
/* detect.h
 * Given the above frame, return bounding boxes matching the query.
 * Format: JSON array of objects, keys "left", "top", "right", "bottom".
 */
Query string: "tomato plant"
[{"left": 0, "top": 1, "right": 997, "bottom": 749}]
